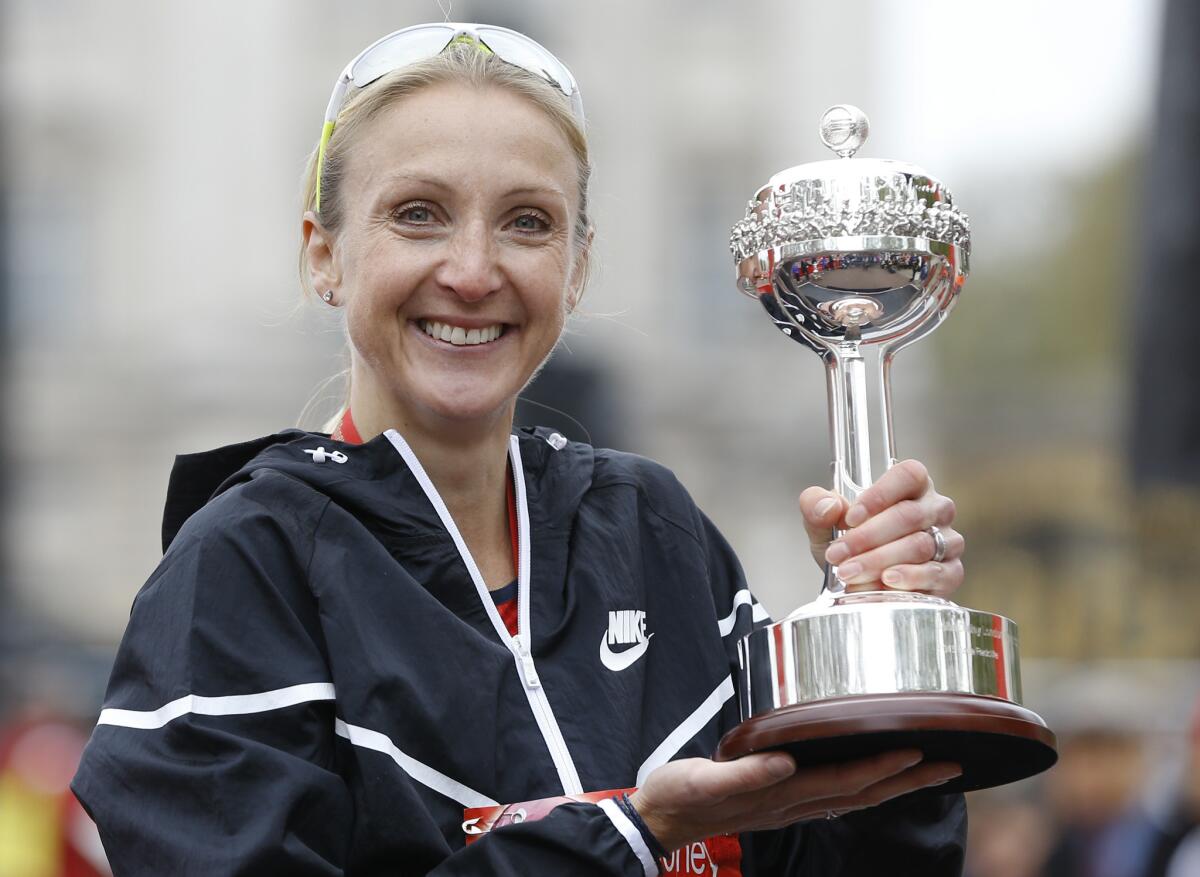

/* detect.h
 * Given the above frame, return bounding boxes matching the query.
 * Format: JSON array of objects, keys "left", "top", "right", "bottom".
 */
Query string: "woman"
[{"left": 73, "top": 23, "right": 967, "bottom": 876}]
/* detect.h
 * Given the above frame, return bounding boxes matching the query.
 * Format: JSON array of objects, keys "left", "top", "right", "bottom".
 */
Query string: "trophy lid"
[
  {"left": 766, "top": 105, "right": 927, "bottom": 187},
  {"left": 730, "top": 105, "right": 970, "bottom": 266}
]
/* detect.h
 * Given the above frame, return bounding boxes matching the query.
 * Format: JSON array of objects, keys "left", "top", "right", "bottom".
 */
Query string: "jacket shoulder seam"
[
  {"left": 305, "top": 496, "right": 334, "bottom": 580},
  {"left": 589, "top": 477, "right": 705, "bottom": 549},
  {"left": 172, "top": 468, "right": 330, "bottom": 555}
]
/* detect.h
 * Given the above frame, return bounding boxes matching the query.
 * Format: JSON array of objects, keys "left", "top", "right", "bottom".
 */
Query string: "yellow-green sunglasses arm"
[{"left": 314, "top": 120, "right": 337, "bottom": 212}]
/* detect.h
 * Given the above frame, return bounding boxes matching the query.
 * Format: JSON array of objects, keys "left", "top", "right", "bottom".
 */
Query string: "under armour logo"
[{"left": 304, "top": 447, "right": 348, "bottom": 464}]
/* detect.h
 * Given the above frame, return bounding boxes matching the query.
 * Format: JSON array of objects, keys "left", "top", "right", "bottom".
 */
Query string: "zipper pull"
[{"left": 514, "top": 636, "right": 540, "bottom": 689}]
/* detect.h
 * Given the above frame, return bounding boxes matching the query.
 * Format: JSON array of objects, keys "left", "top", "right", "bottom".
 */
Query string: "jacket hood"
[{"left": 160, "top": 427, "right": 596, "bottom": 553}]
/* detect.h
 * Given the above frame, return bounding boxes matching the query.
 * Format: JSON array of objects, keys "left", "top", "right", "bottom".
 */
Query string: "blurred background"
[{"left": 0, "top": 0, "right": 1197, "bottom": 874}]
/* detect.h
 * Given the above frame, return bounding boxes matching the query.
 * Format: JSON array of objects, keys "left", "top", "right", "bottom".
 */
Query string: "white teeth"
[{"left": 420, "top": 320, "right": 505, "bottom": 346}]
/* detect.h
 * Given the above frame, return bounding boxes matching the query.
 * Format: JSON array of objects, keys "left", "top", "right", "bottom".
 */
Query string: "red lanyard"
[
  {"left": 505, "top": 473, "right": 519, "bottom": 573},
  {"left": 330, "top": 407, "right": 364, "bottom": 444}
]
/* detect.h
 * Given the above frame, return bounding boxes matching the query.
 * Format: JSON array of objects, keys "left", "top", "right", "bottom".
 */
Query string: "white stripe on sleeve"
[
  {"left": 97, "top": 682, "right": 337, "bottom": 731},
  {"left": 334, "top": 719, "right": 498, "bottom": 809},
  {"left": 598, "top": 797, "right": 660, "bottom": 877},
  {"left": 637, "top": 676, "right": 735, "bottom": 787},
  {"left": 717, "top": 588, "right": 770, "bottom": 637}
]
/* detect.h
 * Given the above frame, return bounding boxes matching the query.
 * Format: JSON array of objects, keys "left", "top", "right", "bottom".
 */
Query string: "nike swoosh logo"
[{"left": 599, "top": 633, "right": 654, "bottom": 672}]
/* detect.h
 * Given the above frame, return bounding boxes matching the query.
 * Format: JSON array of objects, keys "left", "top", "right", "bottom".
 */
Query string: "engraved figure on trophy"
[{"left": 718, "top": 105, "right": 1057, "bottom": 793}]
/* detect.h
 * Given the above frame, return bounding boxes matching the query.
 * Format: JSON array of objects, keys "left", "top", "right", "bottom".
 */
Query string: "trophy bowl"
[{"left": 716, "top": 106, "right": 1057, "bottom": 794}]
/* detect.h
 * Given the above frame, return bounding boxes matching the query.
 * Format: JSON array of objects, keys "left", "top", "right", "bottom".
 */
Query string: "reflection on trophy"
[{"left": 717, "top": 106, "right": 1057, "bottom": 793}]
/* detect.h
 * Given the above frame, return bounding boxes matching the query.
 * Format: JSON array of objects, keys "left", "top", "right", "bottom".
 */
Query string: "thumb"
[{"left": 799, "top": 486, "right": 845, "bottom": 551}]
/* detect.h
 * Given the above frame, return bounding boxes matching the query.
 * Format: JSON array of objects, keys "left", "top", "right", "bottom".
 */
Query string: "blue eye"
[
  {"left": 513, "top": 212, "right": 550, "bottom": 232},
  {"left": 395, "top": 203, "right": 435, "bottom": 224}
]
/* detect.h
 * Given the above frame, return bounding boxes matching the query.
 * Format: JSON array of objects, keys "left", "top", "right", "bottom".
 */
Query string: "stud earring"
[{"left": 322, "top": 290, "right": 334, "bottom": 304}]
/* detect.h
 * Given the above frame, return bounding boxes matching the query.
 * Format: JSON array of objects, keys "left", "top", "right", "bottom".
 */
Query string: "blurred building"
[{"left": 0, "top": 0, "right": 1190, "bottom": 703}]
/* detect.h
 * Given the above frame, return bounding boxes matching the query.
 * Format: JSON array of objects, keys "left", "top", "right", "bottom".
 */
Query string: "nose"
[{"left": 434, "top": 219, "right": 503, "bottom": 302}]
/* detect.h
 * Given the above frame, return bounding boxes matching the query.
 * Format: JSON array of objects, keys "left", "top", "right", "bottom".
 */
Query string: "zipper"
[
  {"left": 510, "top": 444, "right": 538, "bottom": 691},
  {"left": 381, "top": 430, "right": 581, "bottom": 795},
  {"left": 513, "top": 635, "right": 539, "bottom": 688}
]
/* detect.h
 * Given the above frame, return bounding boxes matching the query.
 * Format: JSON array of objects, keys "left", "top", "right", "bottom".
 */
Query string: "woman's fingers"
[
  {"left": 843, "top": 459, "right": 932, "bottom": 528},
  {"left": 739, "top": 749, "right": 920, "bottom": 814},
  {"left": 800, "top": 460, "right": 965, "bottom": 595},
  {"left": 707, "top": 750, "right": 926, "bottom": 836},
  {"left": 817, "top": 460, "right": 962, "bottom": 596},
  {"left": 750, "top": 760, "right": 963, "bottom": 831},
  {"left": 826, "top": 494, "right": 956, "bottom": 567},
  {"left": 878, "top": 559, "right": 964, "bottom": 597},
  {"left": 831, "top": 527, "right": 965, "bottom": 585},
  {"left": 714, "top": 749, "right": 951, "bottom": 835}
]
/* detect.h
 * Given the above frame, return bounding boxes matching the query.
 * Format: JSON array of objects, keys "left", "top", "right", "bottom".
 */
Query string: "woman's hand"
[
  {"left": 629, "top": 750, "right": 960, "bottom": 853},
  {"left": 799, "top": 459, "right": 964, "bottom": 598}
]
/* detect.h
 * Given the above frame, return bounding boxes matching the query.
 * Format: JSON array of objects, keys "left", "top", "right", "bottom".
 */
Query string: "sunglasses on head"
[{"left": 315, "top": 22, "right": 584, "bottom": 211}]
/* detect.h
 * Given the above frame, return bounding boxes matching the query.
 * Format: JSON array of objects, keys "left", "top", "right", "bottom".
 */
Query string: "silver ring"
[
  {"left": 927, "top": 525, "right": 947, "bottom": 563},
  {"left": 825, "top": 810, "right": 839, "bottom": 820}
]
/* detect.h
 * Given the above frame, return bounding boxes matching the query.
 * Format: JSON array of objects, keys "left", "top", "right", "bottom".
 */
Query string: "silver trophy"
[{"left": 716, "top": 106, "right": 1056, "bottom": 793}]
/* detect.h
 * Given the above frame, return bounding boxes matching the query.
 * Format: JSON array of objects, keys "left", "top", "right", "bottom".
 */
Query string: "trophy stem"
[
  {"left": 879, "top": 348, "right": 900, "bottom": 470},
  {"left": 826, "top": 340, "right": 874, "bottom": 503},
  {"left": 822, "top": 339, "right": 880, "bottom": 596}
]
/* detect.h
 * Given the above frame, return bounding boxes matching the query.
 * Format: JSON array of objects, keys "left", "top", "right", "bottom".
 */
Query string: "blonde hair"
[{"left": 299, "top": 43, "right": 593, "bottom": 300}]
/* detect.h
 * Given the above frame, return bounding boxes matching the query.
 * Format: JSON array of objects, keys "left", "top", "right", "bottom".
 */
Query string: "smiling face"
[{"left": 306, "top": 81, "right": 586, "bottom": 436}]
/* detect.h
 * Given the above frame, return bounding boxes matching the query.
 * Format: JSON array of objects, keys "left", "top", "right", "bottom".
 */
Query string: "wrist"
[{"left": 626, "top": 790, "right": 678, "bottom": 855}]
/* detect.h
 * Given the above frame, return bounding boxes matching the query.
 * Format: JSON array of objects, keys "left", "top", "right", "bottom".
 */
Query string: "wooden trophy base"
[{"left": 715, "top": 692, "right": 1057, "bottom": 794}]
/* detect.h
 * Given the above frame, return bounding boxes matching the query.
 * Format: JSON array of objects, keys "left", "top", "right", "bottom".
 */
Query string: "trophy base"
[{"left": 714, "top": 692, "right": 1057, "bottom": 794}]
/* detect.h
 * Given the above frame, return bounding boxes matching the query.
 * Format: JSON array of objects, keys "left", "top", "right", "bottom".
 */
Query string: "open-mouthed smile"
[{"left": 418, "top": 319, "right": 506, "bottom": 347}]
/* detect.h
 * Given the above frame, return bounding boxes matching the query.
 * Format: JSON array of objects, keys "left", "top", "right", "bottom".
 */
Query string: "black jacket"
[{"left": 73, "top": 426, "right": 966, "bottom": 875}]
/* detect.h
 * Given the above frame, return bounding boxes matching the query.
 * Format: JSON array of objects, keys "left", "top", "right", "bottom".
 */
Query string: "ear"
[
  {"left": 566, "top": 227, "right": 594, "bottom": 313},
  {"left": 303, "top": 211, "right": 341, "bottom": 297}
]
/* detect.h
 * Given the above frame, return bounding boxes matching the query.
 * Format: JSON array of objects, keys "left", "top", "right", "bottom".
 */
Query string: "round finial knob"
[{"left": 819, "top": 104, "right": 870, "bottom": 158}]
